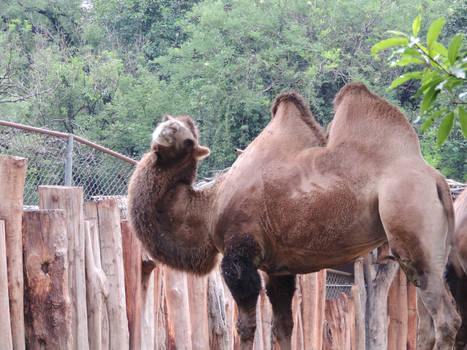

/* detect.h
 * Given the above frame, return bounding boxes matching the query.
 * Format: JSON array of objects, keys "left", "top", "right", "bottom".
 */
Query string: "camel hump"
[
  {"left": 270, "top": 91, "right": 325, "bottom": 145},
  {"left": 271, "top": 91, "right": 312, "bottom": 119},
  {"left": 333, "top": 82, "right": 379, "bottom": 107}
]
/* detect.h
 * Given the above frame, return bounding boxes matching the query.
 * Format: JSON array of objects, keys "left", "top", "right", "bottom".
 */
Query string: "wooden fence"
[{"left": 0, "top": 154, "right": 418, "bottom": 349}]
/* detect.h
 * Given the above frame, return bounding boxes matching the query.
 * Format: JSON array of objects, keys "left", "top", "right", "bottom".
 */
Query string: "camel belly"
[{"left": 257, "top": 176, "right": 387, "bottom": 274}]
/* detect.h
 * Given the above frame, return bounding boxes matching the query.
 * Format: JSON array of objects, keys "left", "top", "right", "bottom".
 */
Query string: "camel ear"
[
  {"left": 194, "top": 146, "right": 210, "bottom": 159},
  {"left": 163, "top": 114, "right": 173, "bottom": 121}
]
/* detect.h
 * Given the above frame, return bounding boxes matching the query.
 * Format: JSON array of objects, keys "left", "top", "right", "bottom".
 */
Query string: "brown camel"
[
  {"left": 446, "top": 188, "right": 467, "bottom": 349},
  {"left": 128, "top": 83, "right": 460, "bottom": 350}
]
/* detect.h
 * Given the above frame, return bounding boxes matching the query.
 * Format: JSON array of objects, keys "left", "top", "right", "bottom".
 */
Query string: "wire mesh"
[
  {"left": 0, "top": 124, "right": 136, "bottom": 206},
  {"left": 325, "top": 271, "right": 354, "bottom": 299}
]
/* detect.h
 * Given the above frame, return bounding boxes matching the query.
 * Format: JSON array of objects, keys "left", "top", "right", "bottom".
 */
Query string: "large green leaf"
[
  {"left": 420, "top": 109, "right": 446, "bottom": 132},
  {"left": 436, "top": 111, "right": 454, "bottom": 146},
  {"left": 412, "top": 15, "right": 421, "bottom": 37},
  {"left": 427, "top": 18, "right": 445, "bottom": 51},
  {"left": 448, "top": 34, "right": 463, "bottom": 65},
  {"left": 459, "top": 106, "right": 467, "bottom": 138},
  {"left": 389, "top": 71, "right": 423, "bottom": 89},
  {"left": 430, "top": 42, "right": 448, "bottom": 58},
  {"left": 391, "top": 56, "right": 425, "bottom": 67},
  {"left": 420, "top": 85, "right": 439, "bottom": 114},
  {"left": 371, "top": 38, "right": 409, "bottom": 59}
]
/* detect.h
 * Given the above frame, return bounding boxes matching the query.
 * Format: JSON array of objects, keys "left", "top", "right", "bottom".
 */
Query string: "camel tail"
[{"left": 436, "top": 176, "right": 455, "bottom": 248}]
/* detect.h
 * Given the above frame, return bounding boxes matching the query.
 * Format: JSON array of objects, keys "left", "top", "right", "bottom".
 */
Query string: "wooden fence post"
[
  {"left": 187, "top": 274, "right": 210, "bottom": 350},
  {"left": 0, "top": 220, "right": 13, "bottom": 350},
  {"left": 154, "top": 266, "right": 169, "bottom": 350},
  {"left": 0, "top": 154, "right": 27, "bottom": 350},
  {"left": 84, "top": 219, "right": 108, "bottom": 350},
  {"left": 207, "top": 268, "right": 232, "bottom": 350},
  {"left": 364, "top": 247, "right": 399, "bottom": 350},
  {"left": 164, "top": 269, "right": 193, "bottom": 350},
  {"left": 39, "top": 185, "right": 88, "bottom": 350},
  {"left": 323, "top": 293, "right": 355, "bottom": 350},
  {"left": 301, "top": 270, "right": 326, "bottom": 350},
  {"left": 121, "top": 220, "right": 143, "bottom": 350},
  {"left": 388, "top": 269, "right": 408, "bottom": 350},
  {"left": 23, "top": 210, "right": 72, "bottom": 349},
  {"left": 407, "top": 283, "right": 417, "bottom": 350},
  {"left": 141, "top": 252, "right": 155, "bottom": 350},
  {"left": 352, "top": 258, "right": 366, "bottom": 350},
  {"left": 90, "top": 199, "right": 130, "bottom": 350}
]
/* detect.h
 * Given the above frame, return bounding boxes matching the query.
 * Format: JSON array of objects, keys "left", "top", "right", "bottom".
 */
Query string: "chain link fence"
[
  {"left": 325, "top": 270, "right": 354, "bottom": 299},
  {"left": 0, "top": 120, "right": 136, "bottom": 206}
]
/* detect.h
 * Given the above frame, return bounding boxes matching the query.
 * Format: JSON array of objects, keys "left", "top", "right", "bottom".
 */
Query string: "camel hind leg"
[{"left": 378, "top": 185, "right": 461, "bottom": 349}]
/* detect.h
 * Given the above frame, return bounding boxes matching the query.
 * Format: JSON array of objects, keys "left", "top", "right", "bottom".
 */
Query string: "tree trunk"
[
  {"left": 90, "top": 199, "right": 130, "bottom": 350},
  {"left": 0, "top": 220, "right": 13, "bottom": 350},
  {"left": 364, "top": 248, "right": 399, "bottom": 350},
  {"left": 23, "top": 210, "right": 72, "bottom": 349},
  {"left": 164, "top": 269, "right": 193, "bottom": 350},
  {"left": 121, "top": 220, "right": 143, "bottom": 350},
  {"left": 84, "top": 219, "right": 108, "bottom": 350},
  {"left": 38, "top": 185, "right": 89, "bottom": 350},
  {"left": 0, "top": 154, "right": 27, "bottom": 350},
  {"left": 388, "top": 269, "right": 408, "bottom": 350}
]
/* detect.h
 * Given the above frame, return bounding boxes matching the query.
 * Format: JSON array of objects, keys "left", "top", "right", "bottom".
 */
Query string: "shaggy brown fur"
[
  {"left": 128, "top": 84, "right": 460, "bottom": 350},
  {"left": 127, "top": 116, "right": 217, "bottom": 275}
]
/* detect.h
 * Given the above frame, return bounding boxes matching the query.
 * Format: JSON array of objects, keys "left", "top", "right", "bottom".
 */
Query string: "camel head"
[{"left": 151, "top": 115, "right": 210, "bottom": 164}]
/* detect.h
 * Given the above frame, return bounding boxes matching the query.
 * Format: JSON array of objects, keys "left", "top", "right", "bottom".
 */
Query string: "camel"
[
  {"left": 127, "top": 83, "right": 461, "bottom": 350},
  {"left": 446, "top": 188, "right": 467, "bottom": 349}
]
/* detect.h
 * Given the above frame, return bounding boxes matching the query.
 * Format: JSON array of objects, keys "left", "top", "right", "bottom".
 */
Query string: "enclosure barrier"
[
  {"left": 0, "top": 153, "right": 429, "bottom": 349},
  {"left": 0, "top": 120, "right": 136, "bottom": 205}
]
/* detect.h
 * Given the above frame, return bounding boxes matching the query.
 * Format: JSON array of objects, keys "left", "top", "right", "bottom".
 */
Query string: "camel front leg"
[
  {"left": 265, "top": 274, "right": 295, "bottom": 350},
  {"left": 221, "top": 235, "right": 261, "bottom": 350}
]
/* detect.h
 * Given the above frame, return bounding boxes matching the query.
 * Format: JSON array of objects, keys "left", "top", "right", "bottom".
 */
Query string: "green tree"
[{"left": 372, "top": 11, "right": 467, "bottom": 145}]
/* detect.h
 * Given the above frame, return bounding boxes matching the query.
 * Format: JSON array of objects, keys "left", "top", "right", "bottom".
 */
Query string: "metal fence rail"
[{"left": 0, "top": 120, "right": 136, "bottom": 205}]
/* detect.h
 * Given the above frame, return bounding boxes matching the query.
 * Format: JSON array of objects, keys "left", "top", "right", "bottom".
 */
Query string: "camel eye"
[{"left": 184, "top": 139, "right": 194, "bottom": 147}]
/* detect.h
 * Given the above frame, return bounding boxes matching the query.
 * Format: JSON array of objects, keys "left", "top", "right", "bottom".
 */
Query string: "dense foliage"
[{"left": 0, "top": 0, "right": 465, "bottom": 180}]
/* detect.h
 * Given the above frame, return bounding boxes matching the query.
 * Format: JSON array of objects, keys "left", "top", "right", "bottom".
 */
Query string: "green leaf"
[
  {"left": 389, "top": 71, "right": 423, "bottom": 89},
  {"left": 391, "top": 56, "right": 425, "bottom": 67},
  {"left": 448, "top": 34, "right": 463, "bottom": 65},
  {"left": 412, "top": 15, "right": 421, "bottom": 37},
  {"left": 371, "top": 38, "right": 409, "bottom": 59},
  {"left": 459, "top": 106, "right": 467, "bottom": 138},
  {"left": 386, "top": 30, "right": 407, "bottom": 37},
  {"left": 436, "top": 112, "right": 454, "bottom": 146},
  {"left": 415, "top": 76, "right": 443, "bottom": 98},
  {"left": 430, "top": 41, "right": 448, "bottom": 58},
  {"left": 420, "top": 86, "right": 439, "bottom": 114},
  {"left": 419, "top": 109, "right": 446, "bottom": 131},
  {"left": 427, "top": 18, "right": 445, "bottom": 51}
]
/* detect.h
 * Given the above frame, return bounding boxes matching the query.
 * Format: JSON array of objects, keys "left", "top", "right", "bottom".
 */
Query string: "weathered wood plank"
[
  {"left": 0, "top": 154, "right": 27, "bottom": 350},
  {"left": 93, "top": 199, "right": 130, "bottom": 350},
  {"left": 121, "top": 220, "right": 143, "bottom": 350},
  {"left": 84, "top": 220, "right": 108, "bottom": 350},
  {"left": 388, "top": 269, "right": 408, "bottom": 350},
  {"left": 0, "top": 220, "right": 13, "bottom": 350},
  {"left": 23, "top": 210, "right": 72, "bottom": 350},
  {"left": 39, "top": 185, "right": 88, "bottom": 350},
  {"left": 187, "top": 274, "right": 210, "bottom": 350},
  {"left": 164, "top": 269, "right": 192, "bottom": 350},
  {"left": 407, "top": 283, "right": 418, "bottom": 350}
]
